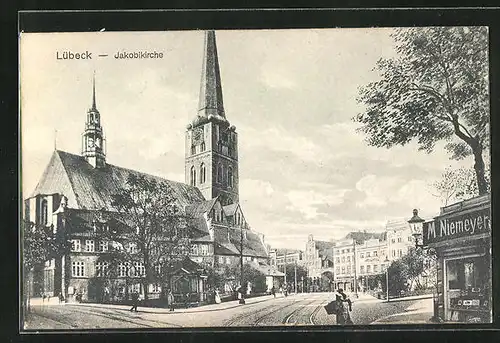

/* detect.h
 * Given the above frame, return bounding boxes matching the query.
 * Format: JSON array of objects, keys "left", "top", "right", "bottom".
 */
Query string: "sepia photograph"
[{"left": 19, "top": 26, "right": 492, "bottom": 330}]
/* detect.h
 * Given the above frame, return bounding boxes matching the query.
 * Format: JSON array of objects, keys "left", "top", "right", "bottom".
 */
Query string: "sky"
[{"left": 20, "top": 28, "right": 481, "bottom": 250}]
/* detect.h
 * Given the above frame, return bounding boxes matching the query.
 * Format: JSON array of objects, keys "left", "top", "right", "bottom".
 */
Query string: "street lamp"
[
  {"left": 239, "top": 227, "right": 245, "bottom": 304},
  {"left": 384, "top": 256, "right": 390, "bottom": 302},
  {"left": 408, "top": 209, "right": 425, "bottom": 249},
  {"left": 408, "top": 209, "right": 441, "bottom": 322}
]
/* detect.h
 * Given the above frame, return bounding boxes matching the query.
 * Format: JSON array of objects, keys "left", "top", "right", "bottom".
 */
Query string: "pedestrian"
[
  {"left": 271, "top": 286, "right": 276, "bottom": 298},
  {"left": 167, "top": 290, "right": 175, "bottom": 312},
  {"left": 58, "top": 292, "right": 64, "bottom": 304},
  {"left": 279, "top": 286, "right": 283, "bottom": 296},
  {"left": 335, "top": 289, "right": 353, "bottom": 325},
  {"left": 130, "top": 291, "right": 139, "bottom": 312},
  {"left": 214, "top": 289, "right": 221, "bottom": 304}
]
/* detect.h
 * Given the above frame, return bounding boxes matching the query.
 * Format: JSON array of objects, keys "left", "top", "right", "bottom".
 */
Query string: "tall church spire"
[
  {"left": 92, "top": 71, "right": 97, "bottom": 110},
  {"left": 198, "top": 30, "right": 225, "bottom": 119},
  {"left": 186, "top": 30, "right": 238, "bottom": 205},
  {"left": 82, "top": 72, "right": 106, "bottom": 168}
]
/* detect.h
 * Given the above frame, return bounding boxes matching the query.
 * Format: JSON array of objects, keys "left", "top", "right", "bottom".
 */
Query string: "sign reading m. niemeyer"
[{"left": 423, "top": 207, "right": 491, "bottom": 245}]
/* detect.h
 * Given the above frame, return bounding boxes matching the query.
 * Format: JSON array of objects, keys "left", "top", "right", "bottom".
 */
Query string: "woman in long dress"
[
  {"left": 335, "top": 289, "right": 353, "bottom": 325},
  {"left": 214, "top": 289, "right": 222, "bottom": 304}
]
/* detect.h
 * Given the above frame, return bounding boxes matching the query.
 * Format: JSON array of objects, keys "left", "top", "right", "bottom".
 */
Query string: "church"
[{"left": 24, "top": 31, "right": 277, "bottom": 304}]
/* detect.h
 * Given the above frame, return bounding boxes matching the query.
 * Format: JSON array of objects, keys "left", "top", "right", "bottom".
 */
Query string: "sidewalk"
[
  {"left": 371, "top": 298, "right": 434, "bottom": 324},
  {"left": 387, "top": 294, "right": 434, "bottom": 302},
  {"left": 348, "top": 292, "right": 378, "bottom": 302},
  {"left": 33, "top": 293, "right": 290, "bottom": 314}
]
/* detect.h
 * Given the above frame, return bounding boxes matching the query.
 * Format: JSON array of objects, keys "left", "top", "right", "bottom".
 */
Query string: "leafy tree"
[
  {"left": 399, "top": 247, "right": 426, "bottom": 290},
  {"left": 284, "top": 263, "right": 308, "bottom": 287},
  {"left": 103, "top": 174, "right": 195, "bottom": 301},
  {"left": 21, "top": 219, "right": 71, "bottom": 312},
  {"left": 230, "top": 262, "right": 267, "bottom": 293},
  {"left": 205, "top": 264, "right": 229, "bottom": 291},
  {"left": 378, "top": 260, "right": 408, "bottom": 296},
  {"left": 432, "top": 164, "right": 491, "bottom": 206},
  {"left": 355, "top": 27, "right": 489, "bottom": 194}
]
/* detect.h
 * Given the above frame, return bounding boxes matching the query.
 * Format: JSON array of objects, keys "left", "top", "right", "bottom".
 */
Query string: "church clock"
[{"left": 192, "top": 127, "right": 204, "bottom": 145}]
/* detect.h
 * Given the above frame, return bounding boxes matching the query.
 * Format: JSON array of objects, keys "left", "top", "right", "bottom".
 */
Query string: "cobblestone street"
[{"left": 23, "top": 293, "right": 433, "bottom": 330}]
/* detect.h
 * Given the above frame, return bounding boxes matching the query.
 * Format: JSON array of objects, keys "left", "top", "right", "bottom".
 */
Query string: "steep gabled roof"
[
  {"left": 274, "top": 248, "right": 302, "bottom": 256},
  {"left": 166, "top": 256, "right": 206, "bottom": 275},
  {"left": 228, "top": 228, "right": 268, "bottom": 258},
  {"left": 213, "top": 226, "right": 240, "bottom": 255},
  {"left": 186, "top": 198, "right": 218, "bottom": 218},
  {"left": 248, "top": 261, "right": 285, "bottom": 277},
  {"left": 32, "top": 150, "right": 206, "bottom": 211},
  {"left": 222, "top": 203, "right": 238, "bottom": 217}
]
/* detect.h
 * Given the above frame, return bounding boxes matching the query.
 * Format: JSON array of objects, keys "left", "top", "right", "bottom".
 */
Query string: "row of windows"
[
  {"left": 390, "top": 236, "right": 413, "bottom": 244},
  {"left": 190, "top": 244, "right": 210, "bottom": 256},
  {"left": 191, "top": 140, "right": 237, "bottom": 158},
  {"left": 335, "top": 248, "right": 352, "bottom": 255},
  {"left": 335, "top": 264, "right": 387, "bottom": 275},
  {"left": 191, "top": 142, "right": 206, "bottom": 155},
  {"left": 189, "top": 163, "right": 234, "bottom": 188},
  {"left": 71, "top": 261, "right": 147, "bottom": 278},
  {"left": 71, "top": 240, "right": 140, "bottom": 254}
]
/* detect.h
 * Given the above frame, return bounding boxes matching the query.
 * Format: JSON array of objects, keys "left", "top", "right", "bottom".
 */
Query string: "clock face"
[{"left": 193, "top": 128, "right": 204, "bottom": 144}]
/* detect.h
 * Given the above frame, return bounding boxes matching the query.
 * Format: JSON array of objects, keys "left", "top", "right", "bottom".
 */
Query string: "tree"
[
  {"left": 205, "top": 264, "right": 229, "bottom": 291},
  {"left": 21, "top": 220, "right": 70, "bottom": 313},
  {"left": 104, "top": 174, "right": 195, "bottom": 302},
  {"left": 355, "top": 27, "right": 489, "bottom": 194},
  {"left": 399, "top": 247, "right": 426, "bottom": 290},
  {"left": 229, "top": 262, "right": 267, "bottom": 293},
  {"left": 284, "top": 263, "right": 308, "bottom": 286},
  {"left": 378, "top": 260, "right": 408, "bottom": 296},
  {"left": 432, "top": 164, "right": 491, "bottom": 206}
]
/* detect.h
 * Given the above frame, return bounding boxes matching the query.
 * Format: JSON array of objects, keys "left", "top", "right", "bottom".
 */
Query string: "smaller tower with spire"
[{"left": 82, "top": 72, "right": 106, "bottom": 168}]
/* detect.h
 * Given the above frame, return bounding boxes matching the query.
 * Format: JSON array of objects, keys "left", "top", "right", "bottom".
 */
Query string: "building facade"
[
  {"left": 269, "top": 249, "right": 304, "bottom": 269},
  {"left": 304, "top": 235, "right": 334, "bottom": 280},
  {"left": 385, "top": 219, "right": 415, "bottom": 261},
  {"left": 24, "top": 30, "right": 270, "bottom": 304},
  {"left": 356, "top": 238, "right": 388, "bottom": 291},
  {"left": 333, "top": 239, "right": 355, "bottom": 291},
  {"left": 423, "top": 195, "right": 491, "bottom": 323}
]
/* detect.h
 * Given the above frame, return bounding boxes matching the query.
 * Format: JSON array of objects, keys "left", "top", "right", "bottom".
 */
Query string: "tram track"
[
  {"left": 309, "top": 298, "right": 330, "bottom": 325},
  {"left": 282, "top": 299, "right": 318, "bottom": 325}
]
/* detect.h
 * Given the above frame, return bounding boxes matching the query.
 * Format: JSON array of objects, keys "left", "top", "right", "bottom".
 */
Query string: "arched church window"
[
  {"left": 200, "top": 163, "right": 206, "bottom": 184},
  {"left": 228, "top": 167, "right": 233, "bottom": 188},
  {"left": 191, "top": 145, "right": 196, "bottom": 155},
  {"left": 217, "top": 164, "right": 223, "bottom": 184},
  {"left": 200, "top": 142, "right": 206, "bottom": 152},
  {"left": 41, "top": 199, "right": 48, "bottom": 225},
  {"left": 190, "top": 166, "right": 196, "bottom": 187}
]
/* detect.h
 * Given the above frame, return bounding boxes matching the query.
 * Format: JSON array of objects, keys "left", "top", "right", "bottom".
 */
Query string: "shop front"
[{"left": 423, "top": 195, "right": 492, "bottom": 323}]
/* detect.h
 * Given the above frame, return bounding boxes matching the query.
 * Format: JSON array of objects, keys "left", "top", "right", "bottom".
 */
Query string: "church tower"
[
  {"left": 82, "top": 73, "right": 106, "bottom": 168},
  {"left": 185, "top": 30, "right": 239, "bottom": 205}
]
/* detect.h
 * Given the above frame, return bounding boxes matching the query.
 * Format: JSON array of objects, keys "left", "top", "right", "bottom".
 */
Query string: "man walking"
[
  {"left": 130, "top": 291, "right": 139, "bottom": 312},
  {"left": 167, "top": 290, "right": 175, "bottom": 312}
]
